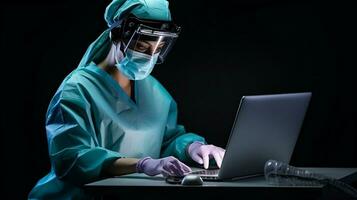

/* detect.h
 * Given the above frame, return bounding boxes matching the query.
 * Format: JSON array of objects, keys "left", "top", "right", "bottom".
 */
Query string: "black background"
[{"left": 1, "top": 0, "right": 356, "bottom": 199}]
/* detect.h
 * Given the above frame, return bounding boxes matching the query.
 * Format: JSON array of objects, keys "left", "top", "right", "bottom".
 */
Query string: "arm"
[
  {"left": 47, "top": 87, "right": 124, "bottom": 185},
  {"left": 159, "top": 99, "right": 225, "bottom": 169},
  {"left": 160, "top": 99, "right": 206, "bottom": 163},
  {"left": 103, "top": 158, "right": 139, "bottom": 176}
]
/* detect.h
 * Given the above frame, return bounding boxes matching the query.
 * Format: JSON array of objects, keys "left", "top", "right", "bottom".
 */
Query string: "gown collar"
[{"left": 85, "top": 62, "right": 139, "bottom": 109}]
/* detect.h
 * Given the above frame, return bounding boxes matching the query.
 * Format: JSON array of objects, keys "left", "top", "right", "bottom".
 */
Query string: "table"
[{"left": 84, "top": 168, "right": 357, "bottom": 200}]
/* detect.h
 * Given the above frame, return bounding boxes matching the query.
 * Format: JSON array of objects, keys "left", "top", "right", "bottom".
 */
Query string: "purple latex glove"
[
  {"left": 187, "top": 142, "right": 226, "bottom": 169},
  {"left": 136, "top": 156, "right": 192, "bottom": 177}
]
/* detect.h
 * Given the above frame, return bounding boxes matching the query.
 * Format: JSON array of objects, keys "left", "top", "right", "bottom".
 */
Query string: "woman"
[{"left": 29, "top": 0, "right": 225, "bottom": 199}]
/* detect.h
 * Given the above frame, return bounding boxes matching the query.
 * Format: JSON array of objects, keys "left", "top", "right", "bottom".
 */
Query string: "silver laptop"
[{"left": 190, "top": 92, "right": 312, "bottom": 181}]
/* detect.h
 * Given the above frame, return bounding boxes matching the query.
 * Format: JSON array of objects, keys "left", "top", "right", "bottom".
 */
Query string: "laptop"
[{"left": 190, "top": 92, "right": 312, "bottom": 181}]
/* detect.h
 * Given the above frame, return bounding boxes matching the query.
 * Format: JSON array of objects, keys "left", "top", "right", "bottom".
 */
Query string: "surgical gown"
[{"left": 28, "top": 62, "right": 205, "bottom": 199}]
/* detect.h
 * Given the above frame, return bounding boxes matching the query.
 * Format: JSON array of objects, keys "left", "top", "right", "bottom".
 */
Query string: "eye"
[
  {"left": 154, "top": 43, "right": 165, "bottom": 54},
  {"left": 135, "top": 41, "right": 150, "bottom": 52},
  {"left": 154, "top": 47, "right": 162, "bottom": 54}
]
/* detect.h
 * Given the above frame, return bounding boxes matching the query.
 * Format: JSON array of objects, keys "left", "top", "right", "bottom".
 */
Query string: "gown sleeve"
[
  {"left": 160, "top": 99, "right": 206, "bottom": 163},
  {"left": 46, "top": 83, "right": 122, "bottom": 186}
]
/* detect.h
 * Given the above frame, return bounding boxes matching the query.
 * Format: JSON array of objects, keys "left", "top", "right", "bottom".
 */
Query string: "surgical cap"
[{"left": 77, "top": 0, "right": 172, "bottom": 69}]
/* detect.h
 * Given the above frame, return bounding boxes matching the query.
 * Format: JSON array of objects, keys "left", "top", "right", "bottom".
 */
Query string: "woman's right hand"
[{"left": 136, "top": 156, "right": 191, "bottom": 177}]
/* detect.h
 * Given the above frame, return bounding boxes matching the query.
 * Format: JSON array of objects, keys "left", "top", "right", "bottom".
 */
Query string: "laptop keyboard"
[{"left": 191, "top": 169, "right": 220, "bottom": 176}]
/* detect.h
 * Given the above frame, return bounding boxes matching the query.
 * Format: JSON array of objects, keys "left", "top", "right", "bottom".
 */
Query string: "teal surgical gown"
[{"left": 28, "top": 62, "right": 205, "bottom": 199}]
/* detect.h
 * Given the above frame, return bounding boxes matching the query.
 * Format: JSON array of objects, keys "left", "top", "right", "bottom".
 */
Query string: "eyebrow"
[
  {"left": 140, "top": 40, "right": 165, "bottom": 46},
  {"left": 137, "top": 40, "right": 151, "bottom": 46}
]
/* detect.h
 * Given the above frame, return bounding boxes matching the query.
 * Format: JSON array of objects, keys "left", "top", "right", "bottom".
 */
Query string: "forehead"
[{"left": 137, "top": 34, "right": 165, "bottom": 42}]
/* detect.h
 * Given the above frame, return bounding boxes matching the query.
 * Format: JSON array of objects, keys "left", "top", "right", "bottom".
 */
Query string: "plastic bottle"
[{"left": 264, "top": 160, "right": 357, "bottom": 198}]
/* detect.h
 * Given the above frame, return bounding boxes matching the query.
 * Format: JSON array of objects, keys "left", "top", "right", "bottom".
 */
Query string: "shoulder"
[
  {"left": 60, "top": 69, "right": 92, "bottom": 100},
  {"left": 48, "top": 68, "right": 93, "bottom": 111},
  {"left": 144, "top": 75, "right": 174, "bottom": 101},
  {"left": 143, "top": 75, "right": 179, "bottom": 110}
]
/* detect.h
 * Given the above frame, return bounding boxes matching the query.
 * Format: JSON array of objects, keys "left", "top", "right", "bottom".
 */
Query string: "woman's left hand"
[{"left": 187, "top": 142, "right": 226, "bottom": 169}]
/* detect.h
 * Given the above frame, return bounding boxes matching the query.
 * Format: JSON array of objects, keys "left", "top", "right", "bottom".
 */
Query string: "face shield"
[{"left": 112, "top": 15, "right": 181, "bottom": 64}]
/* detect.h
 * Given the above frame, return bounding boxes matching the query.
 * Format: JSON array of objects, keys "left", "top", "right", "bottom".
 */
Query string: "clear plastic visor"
[{"left": 122, "top": 25, "right": 179, "bottom": 64}]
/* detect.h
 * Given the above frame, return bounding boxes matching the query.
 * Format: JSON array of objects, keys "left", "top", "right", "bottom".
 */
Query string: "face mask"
[{"left": 115, "top": 48, "right": 159, "bottom": 80}]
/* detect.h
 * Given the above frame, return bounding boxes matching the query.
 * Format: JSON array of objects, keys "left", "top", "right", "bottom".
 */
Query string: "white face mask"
[{"left": 115, "top": 47, "right": 159, "bottom": 80}]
